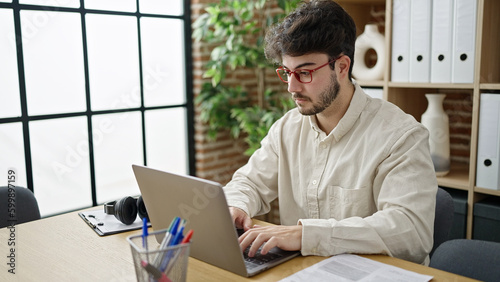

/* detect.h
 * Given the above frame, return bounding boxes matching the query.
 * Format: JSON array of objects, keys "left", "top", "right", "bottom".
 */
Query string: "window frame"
[{"left": 0, "top": 0, "right": 195, "bottom": 214}]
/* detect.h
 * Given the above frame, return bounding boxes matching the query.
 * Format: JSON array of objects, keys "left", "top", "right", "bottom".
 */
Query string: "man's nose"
[{"left": 287, "top": 74, "right": 303, "bottom": 93}]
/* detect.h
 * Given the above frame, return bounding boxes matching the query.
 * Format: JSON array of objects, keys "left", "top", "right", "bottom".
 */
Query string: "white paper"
[
  {"left": 79, "top": 208, "right": 146, "bottom": 235},
  {"left": 280, "top": 254, "right": 433, "bottom": 282}
]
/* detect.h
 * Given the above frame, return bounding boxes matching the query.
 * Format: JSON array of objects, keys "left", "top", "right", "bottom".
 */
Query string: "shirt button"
[{"left": 312, "top": 180, "right": 317, "bottom": 185}]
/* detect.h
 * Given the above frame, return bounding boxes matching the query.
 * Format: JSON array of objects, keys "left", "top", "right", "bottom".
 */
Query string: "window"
[{"left": 0, "top": 0, "right": 193, "bottom": 217}]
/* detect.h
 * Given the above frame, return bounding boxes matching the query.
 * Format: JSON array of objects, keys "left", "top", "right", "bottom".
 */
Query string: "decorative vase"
[
  {"left": 352, "top": 24, "right": 385, "bottom": 81},
  {"left": 421, "top": 94, "right": 450, "bottom": 176}
]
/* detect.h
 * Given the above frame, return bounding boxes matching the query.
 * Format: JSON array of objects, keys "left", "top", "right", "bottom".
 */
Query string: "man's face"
[{"left": 282, "top": 53, "right": 340, "bottom": 116}]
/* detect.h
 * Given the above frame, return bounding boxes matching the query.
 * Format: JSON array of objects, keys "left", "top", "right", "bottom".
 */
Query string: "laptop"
[{"left": 132, "top": 164, "right": 300, "bottom": 277}]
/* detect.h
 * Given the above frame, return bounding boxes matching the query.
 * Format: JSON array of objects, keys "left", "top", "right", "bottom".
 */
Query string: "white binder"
[
  {"left": 362, "top": 87, "right": 384, "bottom": 100},
  {"left": 451, "top": 0, "right": 477, "bottom": 83},
  {"left": 476, "top": 93, "right": 500, "bottom": 190},
  {"left": 430, "top": 0, "right": 454, "bottom": 83},
  {"left": 391, "top": 0, "right": 411, "bottom": 82},
  {"left": 409, "top": 0, "right": 432, "bottom": 83}
]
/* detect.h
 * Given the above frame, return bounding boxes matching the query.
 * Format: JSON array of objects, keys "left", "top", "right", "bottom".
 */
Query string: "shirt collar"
[{"left": 308, "top": 80, "right": 367, "bottom": 141}]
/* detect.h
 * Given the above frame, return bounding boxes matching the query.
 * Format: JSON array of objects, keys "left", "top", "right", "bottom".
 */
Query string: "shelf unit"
[{"left": 338, "top": 0, "right": 500, "bottom": 239}]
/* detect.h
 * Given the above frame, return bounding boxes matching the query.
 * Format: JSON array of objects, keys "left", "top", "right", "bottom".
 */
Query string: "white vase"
[
  {"left": 352, "top": 24, "right": 385, "bottom": 81},
  {"left": 421, "top": 94, "right": 450, "bottom": 176}
]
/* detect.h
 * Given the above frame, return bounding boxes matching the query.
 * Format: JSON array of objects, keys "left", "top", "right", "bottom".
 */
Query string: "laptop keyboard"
[
  {"left": 243, "top": 246, "right": 284, "bottom": 269},
  {"left": 237, "top": 229, "right": 288, "bottom": 270}
]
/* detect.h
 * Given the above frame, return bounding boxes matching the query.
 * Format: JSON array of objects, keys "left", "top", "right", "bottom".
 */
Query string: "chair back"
[
  {"left": 0, "top": 186, "right": 41, "bottom": 228},
  {"left": 430, "top": 239, "right": 500, "bottom": 282},
  {"left": 431, "top": 187, "right": 454, "bottom": 257}
]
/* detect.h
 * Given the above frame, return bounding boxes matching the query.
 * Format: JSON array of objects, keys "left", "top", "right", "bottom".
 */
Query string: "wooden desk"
[{"left": 0, "top": 209, "right": 477, "bottom": 281}]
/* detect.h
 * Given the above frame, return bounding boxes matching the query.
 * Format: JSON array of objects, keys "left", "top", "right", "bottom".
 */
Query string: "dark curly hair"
[{"left": 264, "top": 0, "right": 356, "bottom": 80}]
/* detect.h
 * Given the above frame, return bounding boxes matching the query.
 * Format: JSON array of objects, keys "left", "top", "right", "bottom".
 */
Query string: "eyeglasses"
[{"left": 276, "top": 57, "right": 340, "bottom": 84}]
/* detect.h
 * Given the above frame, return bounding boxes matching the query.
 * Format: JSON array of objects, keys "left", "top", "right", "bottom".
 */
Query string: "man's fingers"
[
  {"left": 239, "top": 225, "right": 302, "bottom": 257},
  {"left": 243, "top": 216, "right": 253, "bottom": 231},
  {"left": 229, "top": 207, "right": 251, "bottom": 230},
  {"left": 239, "top": 229, "right": 257, "bottom": 253},
  {"left": 260, "top": 238, "right": 278, "bottom": 255},
  {"left": 247, "top": 232, "right": 269, "bottom": 257}
]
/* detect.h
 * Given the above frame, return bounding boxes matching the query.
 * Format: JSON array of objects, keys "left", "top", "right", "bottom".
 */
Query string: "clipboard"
[{"left": 79, "top": 208, "right": 150, "bottom": 236}]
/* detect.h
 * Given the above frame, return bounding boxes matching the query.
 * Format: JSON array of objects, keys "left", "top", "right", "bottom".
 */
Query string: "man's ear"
[{"left": 336, "top": 55, "right": 351, "bottom": 80}]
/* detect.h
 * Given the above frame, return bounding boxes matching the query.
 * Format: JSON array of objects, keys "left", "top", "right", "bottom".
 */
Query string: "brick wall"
[
  {"left": 191, "top": 0, "right": 286, "bottom": 187},
  {"left": 191, "top": 0, "right": 286, "bottom": 223},
  {"left": 191, "top": 1, "right": 243, "bottom": 185},
  {"left": 443, "top": 91, "right": 473, "bottom": 164}
]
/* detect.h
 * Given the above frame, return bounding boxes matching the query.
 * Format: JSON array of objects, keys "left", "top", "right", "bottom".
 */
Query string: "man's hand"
[
  {"left": 229, "top": 207, "right": 253, "bottom": 231},
  {"left": 238, "top": 225, "right": 302, "bottom": 257}
]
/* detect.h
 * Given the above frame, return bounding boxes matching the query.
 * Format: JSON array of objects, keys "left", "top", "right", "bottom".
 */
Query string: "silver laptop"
[{"left": 132, "top": 165, "right": 300, "bottom": 277}]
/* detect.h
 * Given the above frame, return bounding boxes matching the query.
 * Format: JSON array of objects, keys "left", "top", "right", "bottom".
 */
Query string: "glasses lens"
[
  {"left": 276, "top": 69, "right": 313, "bottom": 83},
  {"left": 277, "top": 69, "right": 289, "bottom": 82},
  {"left": 298, "top": 70, "right": 312, "bottom": 83}
]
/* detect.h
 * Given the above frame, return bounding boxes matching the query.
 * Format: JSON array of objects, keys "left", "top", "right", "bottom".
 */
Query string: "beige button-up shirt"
[{"left": 223, "top": 82, "right": 437, "bottom": 264}]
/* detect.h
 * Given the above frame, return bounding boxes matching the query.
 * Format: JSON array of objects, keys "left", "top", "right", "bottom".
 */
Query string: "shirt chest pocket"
[{"left": 327, "top": 185, "right": 375, "bottom": 220}]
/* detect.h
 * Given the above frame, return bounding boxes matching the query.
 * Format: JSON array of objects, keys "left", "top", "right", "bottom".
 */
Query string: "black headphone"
[{"left": 104, "top": 196, "right": 149, "bottom": 225}]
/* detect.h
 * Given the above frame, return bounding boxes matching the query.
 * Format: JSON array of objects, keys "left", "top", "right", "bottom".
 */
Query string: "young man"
[{"left": 223, "top": 0, "right": 437, "bottom": 265}]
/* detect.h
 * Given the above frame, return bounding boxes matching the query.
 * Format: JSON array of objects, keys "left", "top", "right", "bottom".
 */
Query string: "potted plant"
[{"left": 192, "top": 0, "right": 300, "bottom": 155}]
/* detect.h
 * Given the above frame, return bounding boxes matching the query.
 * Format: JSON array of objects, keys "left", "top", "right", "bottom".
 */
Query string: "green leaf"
[
  {"left": 210, "top": 46, "right": 227, "bottom": 61},
  {"left": 226, "top": 33, "right": 234, "bottom": 51},
  {"left": 192, "top": 0, "right": 301, "bottom": 152},
  {"left": 237, "top": 54, "right": 246, "bottom": 67},
  {"left": 277, "top": 0, "right": 287, "bottom": 10},
  {"left": 255, "top": 0, "right": 266, "bottom": 9},
  {"left": 230, "top": 126, "right": 241, "bottom": 138},
  {"left": 229, "top": 54, "right": 239, "bottom": 69},
  {"left": 241, "top": 10, "right": 252, "bottom": 21}
]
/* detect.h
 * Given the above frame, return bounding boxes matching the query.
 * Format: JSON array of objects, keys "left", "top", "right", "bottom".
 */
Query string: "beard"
[{"left": 294, "top": 72, "right": 340, "bottom": 116}]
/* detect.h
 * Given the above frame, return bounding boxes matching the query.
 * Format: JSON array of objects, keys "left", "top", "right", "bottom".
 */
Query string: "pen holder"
[{"left": 127, "top": 229, "right": 190, "bottom": 282}]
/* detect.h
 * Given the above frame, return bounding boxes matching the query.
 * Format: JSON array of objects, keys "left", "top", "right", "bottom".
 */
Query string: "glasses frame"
[{"left": 276, "top": 56, "right": 341, "bottom": 84}]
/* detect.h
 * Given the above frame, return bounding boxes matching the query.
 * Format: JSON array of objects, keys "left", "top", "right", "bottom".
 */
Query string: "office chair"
[
  {"left": 0, "top": 186, "right": 41, "bottom": 228},
  {"left": 430, "top": 187, "right": 454, "bottom": 258},
  {"left": 430, "top": 239, "right": 500, "bottom": 282}
]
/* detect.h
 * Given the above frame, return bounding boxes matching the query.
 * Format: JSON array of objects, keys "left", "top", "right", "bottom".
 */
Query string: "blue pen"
[
  {"left": 153, "top": 217, "right": 181, "bottom": 266},
  {"left": 159, "top": 226, "right": 185, "bottom": 272},
  {"left": 142, "top": 217, "right": 149, "bottom": 250},
  {"left": 142, "top": 217, "right": 149, "bottom": 263},
  {"left": 171, "top": 226, "right": 185, "bottom": 246},
  {"left": 160, "top": 217, "right": 180, "bottom": 249},
  {"left": 170, "top": 217, "right": 181, "bottom": 237}
]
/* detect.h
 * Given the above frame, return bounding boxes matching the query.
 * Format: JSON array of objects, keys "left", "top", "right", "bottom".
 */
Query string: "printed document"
[{"left": 280, "top": 254, "right": 432, "bottom": 282}]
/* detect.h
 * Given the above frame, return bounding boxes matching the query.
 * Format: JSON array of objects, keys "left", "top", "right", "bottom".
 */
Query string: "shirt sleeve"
[
  {"left": 223, "top": 121, "right": 281, "bottom": 217},
  {"left": 299, "top": 125, "right": 437, "bottom": 265}
]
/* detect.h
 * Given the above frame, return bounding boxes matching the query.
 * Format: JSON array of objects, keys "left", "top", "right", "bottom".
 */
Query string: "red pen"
[
  {"left": 141, "top": 260, "right": 171, "bottom": 282},
  {"left": 164, "top": 230, "right": 194, "bottom": 275},
  {"left": 181, "top": 229, "right": 193, "bottom": 244}
]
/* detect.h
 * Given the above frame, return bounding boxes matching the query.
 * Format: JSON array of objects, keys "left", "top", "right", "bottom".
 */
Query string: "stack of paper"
[{"left": 280, "top": 254, "right": 433, "bottom": 282}]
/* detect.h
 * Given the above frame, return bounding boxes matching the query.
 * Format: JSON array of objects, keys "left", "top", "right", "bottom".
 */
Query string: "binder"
[
  {"left": 476, "top": 93, "right": 500, "bottom": 190},
  {"left": 430, "top": 0, "right": 454, "bottom": 83},
  {"left": 391, "top": 0, "right": 411, "bottom": 82},
  {"left": 362, "top": 87, "right": 384, "bottom": 100},
  {"left": 409, "top": 0, "right": 432, "bottom": 83},
  {"left": 451, "top": 0, "right": 477, "bottom": 83}
]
